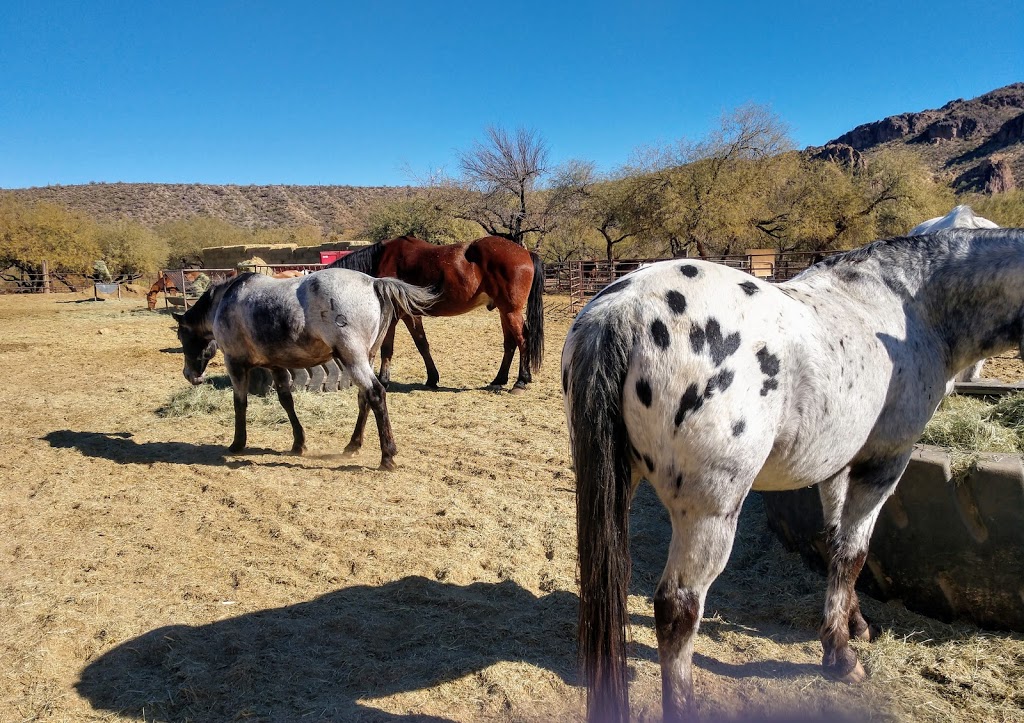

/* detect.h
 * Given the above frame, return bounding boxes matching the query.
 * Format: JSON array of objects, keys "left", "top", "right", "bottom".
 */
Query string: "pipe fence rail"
[{"left": 546, "top": 250, "right": 838, "bottom": 314}]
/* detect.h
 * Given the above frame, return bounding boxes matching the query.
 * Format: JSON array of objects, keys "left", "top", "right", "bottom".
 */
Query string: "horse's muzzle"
[{"left": 183, "top": 369, "right": 206, "bottom": 385}]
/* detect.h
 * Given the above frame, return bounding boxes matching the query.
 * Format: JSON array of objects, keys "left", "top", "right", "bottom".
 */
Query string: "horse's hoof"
[
  {"left": 228, "top": 443, "right": 245, "bottom": 454},
  {"left": 342, "top": 445, "right": 360, "bottom": 458},
  {"left": 379, "top": 459, "right": 397, "bottom": 471},
  {"left": 837, "top": 660, "right": 867, "bottom": 684},
  {"left": 487, "top": 384, "right": 505, "bottom": 392},
  {"left": 426, "top": 380, "right": 439, "bottom": 389},
  {"left": 290, "top": 445, "right": 306, "bottom": 456},
  {"left": 823, "top": 657, "right": 866, "bottom": 684},
  {"left": 850, "top": 622, "right": 879, "bottom": 643},
  {"left": 508, "top": 385, "right": 527, "bottom": 396}
]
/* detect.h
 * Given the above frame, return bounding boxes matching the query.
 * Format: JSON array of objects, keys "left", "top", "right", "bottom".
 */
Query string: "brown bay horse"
[{"left": 331, "top": 236, "right": 544, "bottom": 391}]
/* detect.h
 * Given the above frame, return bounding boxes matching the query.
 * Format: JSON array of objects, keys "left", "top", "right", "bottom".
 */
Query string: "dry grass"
[
  {"left": 1, "top": 292, "right": 1022, "bottom": 722},
  {"left": 920, "top": 391, "right": 1024, "bottom": 480}
]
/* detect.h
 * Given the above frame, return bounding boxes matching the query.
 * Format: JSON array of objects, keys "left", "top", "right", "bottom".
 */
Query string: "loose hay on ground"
[{"left": 0, "top": 292, "right": 1022, "bottom": 721}]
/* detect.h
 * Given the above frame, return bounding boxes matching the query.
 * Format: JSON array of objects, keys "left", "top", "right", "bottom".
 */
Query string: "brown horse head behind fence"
[{"left": 331, "top": 235, "right": 544, "bottom": 392}]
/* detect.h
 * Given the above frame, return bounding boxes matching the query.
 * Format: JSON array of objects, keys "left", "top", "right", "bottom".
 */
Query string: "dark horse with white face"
[
  {"left": 331, "top": 235, "right": 544, "bottom": 392},
  {"left": 174, "top": 270, "right": 435, "bottom": 470},
  {"left": 563, "top": 229, "right": 1024, "bottom": 721}
]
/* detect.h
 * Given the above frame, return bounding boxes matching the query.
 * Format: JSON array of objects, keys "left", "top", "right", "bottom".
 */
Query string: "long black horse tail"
[
  {"left": 523, "top": 251, "right": 545, "bottom": 374},
  {"left": 564, "top": 302, "right": 637, "bottom": 723}
]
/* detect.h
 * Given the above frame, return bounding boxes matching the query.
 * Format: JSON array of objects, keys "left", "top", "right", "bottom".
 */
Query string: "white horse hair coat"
[
  {"left": 908, "top": 204, "right": 1000, "bottom": 386},
  {"left": 562, "top": 228, "right": 1024, "bottom": 722}
]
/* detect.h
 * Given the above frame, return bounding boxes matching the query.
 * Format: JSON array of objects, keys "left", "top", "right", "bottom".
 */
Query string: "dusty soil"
[{"left": 1, "top": 292, "right": 1022, "bottom": 722}]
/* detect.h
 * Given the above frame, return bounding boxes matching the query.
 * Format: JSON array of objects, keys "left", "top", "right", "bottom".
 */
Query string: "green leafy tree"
[
  {"left": 360, "top": 195, "right": 478, "bottom": 244},
  {"left": 253, "top": 225, "right": 326, "bottom": 246},
  {"left": 155, "top": 217, "right": 252, "bottom": 266},
  {"left": 0, "top": 197, "right": 100, "bottom": 287},
  {"left": 96, "top": 220, "right": 168, "bottom": 278}
]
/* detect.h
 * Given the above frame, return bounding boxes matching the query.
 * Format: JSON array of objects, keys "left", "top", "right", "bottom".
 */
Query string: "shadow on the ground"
[
  {"left": 76, "top": 577, "right": 579, "bottom": 721},
  {"left": 42, "top": 430, "right": 371, "bottom": 472}
]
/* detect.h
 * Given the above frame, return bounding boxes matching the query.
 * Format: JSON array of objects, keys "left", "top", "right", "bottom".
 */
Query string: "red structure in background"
[{"left": 319, "top": 250, "right": 352, "bottom": 265}]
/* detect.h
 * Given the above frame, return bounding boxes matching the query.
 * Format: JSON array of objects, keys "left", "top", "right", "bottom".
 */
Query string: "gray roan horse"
[
  {"left": 562, "top": 228, "right": 1024, "bottom": 721},
  {"left": 174, "top": 270, "right": 435, "bottom": 470},
  {"left": 909, "top": 204, "right": 1000, "bottom": 387}
]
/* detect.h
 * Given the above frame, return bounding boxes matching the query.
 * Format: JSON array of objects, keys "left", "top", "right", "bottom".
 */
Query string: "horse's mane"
[
  {"left": 329, "top": 242, "right": 386, "bottom": 275},
  {"left": 804, "top": 229, "right": 1011, "bottom": 277},
  {"left": 181, "top": 273, "right": 249, "bottom": 324}
]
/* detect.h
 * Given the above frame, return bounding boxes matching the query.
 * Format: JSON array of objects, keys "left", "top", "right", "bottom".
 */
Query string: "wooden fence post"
[{"left": 42, "top": 260, "right": 51, "bottom": 293}]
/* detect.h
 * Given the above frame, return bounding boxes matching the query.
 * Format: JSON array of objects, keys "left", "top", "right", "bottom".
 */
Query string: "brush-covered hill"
[
  {"left": 817, "top": 82, "right": 1024, "bottom": 193},
  {"left": 2, "top": 183, "right": 416, "bottom": 236}
]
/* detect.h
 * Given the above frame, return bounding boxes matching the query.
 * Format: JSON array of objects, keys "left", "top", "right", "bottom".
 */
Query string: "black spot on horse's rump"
[
  {"left": 635, "top": 378, "right": 653, "bottom": 407},
  {"left": 308, "top": 276, "right": 321, "bottom": 295},
  {"left": 705, "top": 367, "right": 734, "bottom": 397},
  {"left": 760, "top": 378, "right": 779, "bottom": 396},
  {"left": 643, "top": 455, "right": 655, "bottom": 473},
  {"left": 732, "top": 420, "right": 746, "bottom": 436},
  {"left": 665, "top": 290, "right": 687, "bottom": 314},
  {"left": 674, "top": 383, "right": 703, "bottom": 426},
  {"left": 738, "top": 280, "right": 759, "bottom": 296},
  {"left": 756, "top": 348, "right": 780, "bottom": 377},
  {"left": 705, "top": 319, "right": 741, "bottom": 366},
  {"left": 679, "top": 264, "right": 699, "bottom": 278},
  {"left": 651, "top": 319, "right": 671, "bottom": 349},
  {"left": 689, "top": 324, "right": 706, "bottom": 354},
  {"left": 594, "top": 277, "right": 632, "bottom": 300},
  {"left": 675, "top": 473, "right": 683, "bottom": 490}
]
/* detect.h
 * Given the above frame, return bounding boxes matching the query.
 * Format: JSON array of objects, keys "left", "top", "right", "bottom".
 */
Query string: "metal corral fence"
[
  {"left": 1, "top": 266, "right": 101, "bottom": 294},
  {"left": 160, "top": 265, "right": 327, "bottom": 310},
  {"left": 546, "top": 251, "right": 838, "bottom": 314}
]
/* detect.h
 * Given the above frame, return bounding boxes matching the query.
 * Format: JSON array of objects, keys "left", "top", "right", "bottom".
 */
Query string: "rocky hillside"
[
  {"left": 817, "top": 82, "right": 1024, "bottom": 193},
  {"left": 2, "top": 183, "right": 417, "bottom": 235}
]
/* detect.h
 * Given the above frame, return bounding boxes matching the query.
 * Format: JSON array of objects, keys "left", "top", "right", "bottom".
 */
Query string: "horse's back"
[{"left": 213, "top": 269, "right": 381, "bottom": 366}]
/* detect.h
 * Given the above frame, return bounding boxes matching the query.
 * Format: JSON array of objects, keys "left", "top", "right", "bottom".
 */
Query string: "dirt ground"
[{"left": 1, "top": 290, "right": 1022, "bottom": 722}]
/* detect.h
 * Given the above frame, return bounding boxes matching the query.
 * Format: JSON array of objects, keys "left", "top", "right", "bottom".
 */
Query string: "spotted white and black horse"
[
  {"left": 562, "top": 228, "right": 1024, "bottom": 721},
  {"left": 909, "top": 205, "right": 1000, "bottom": 387},
  {"left": 174, "top": 270, "right": 436, "bottom": 470}
]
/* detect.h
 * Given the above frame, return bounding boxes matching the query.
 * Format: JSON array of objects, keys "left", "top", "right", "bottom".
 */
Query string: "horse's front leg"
[
  {"left": 225, "top": 359, "right": 250, "bottom": 454},
  {"left": 818, "top": 456, "right": 908, "bottom": 682},
  {"left": 271, "top": 367, "right": 306, "bottom": 455},
  {"left": 403, "top": 315, "right": 440, "bottom": 388}
]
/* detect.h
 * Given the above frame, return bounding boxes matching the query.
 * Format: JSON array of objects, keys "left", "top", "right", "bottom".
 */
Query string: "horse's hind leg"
[
  {"left": 490, "top": 311, "right": 524, "bottom": 389},
  {"left": 271, "top": 368, "right": 306, "bottom": 455},
  {"left": 224, "top": 359, "right": 250, "bottom": 454},
  {"left": 403, "top": 315, "right": 440, "bottom": 388},
  {"left": 340, "top": 351, "right": 397, "bottom": 470},
  {"left": 818, "top": 456, "right": 909, "bottom": 682},
  {"left": 652, "top": 496, "right": 745, "bottom": 721},
  {"left": 377, "top": 317, "right": 399, "bottom": 388}
]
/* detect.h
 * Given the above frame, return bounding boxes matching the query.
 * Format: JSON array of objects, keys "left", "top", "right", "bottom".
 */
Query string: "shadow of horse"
[
  {"left": 76, "top": 577, "right": 579, "bottom": 721},
  {"left": 43, "top": 430, "right": 380, "bottom": 472}
]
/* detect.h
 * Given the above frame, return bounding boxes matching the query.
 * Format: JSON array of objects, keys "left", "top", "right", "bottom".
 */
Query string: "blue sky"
[{"left": 2, "top": 0, "right": 1021, "bottom": 188}]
